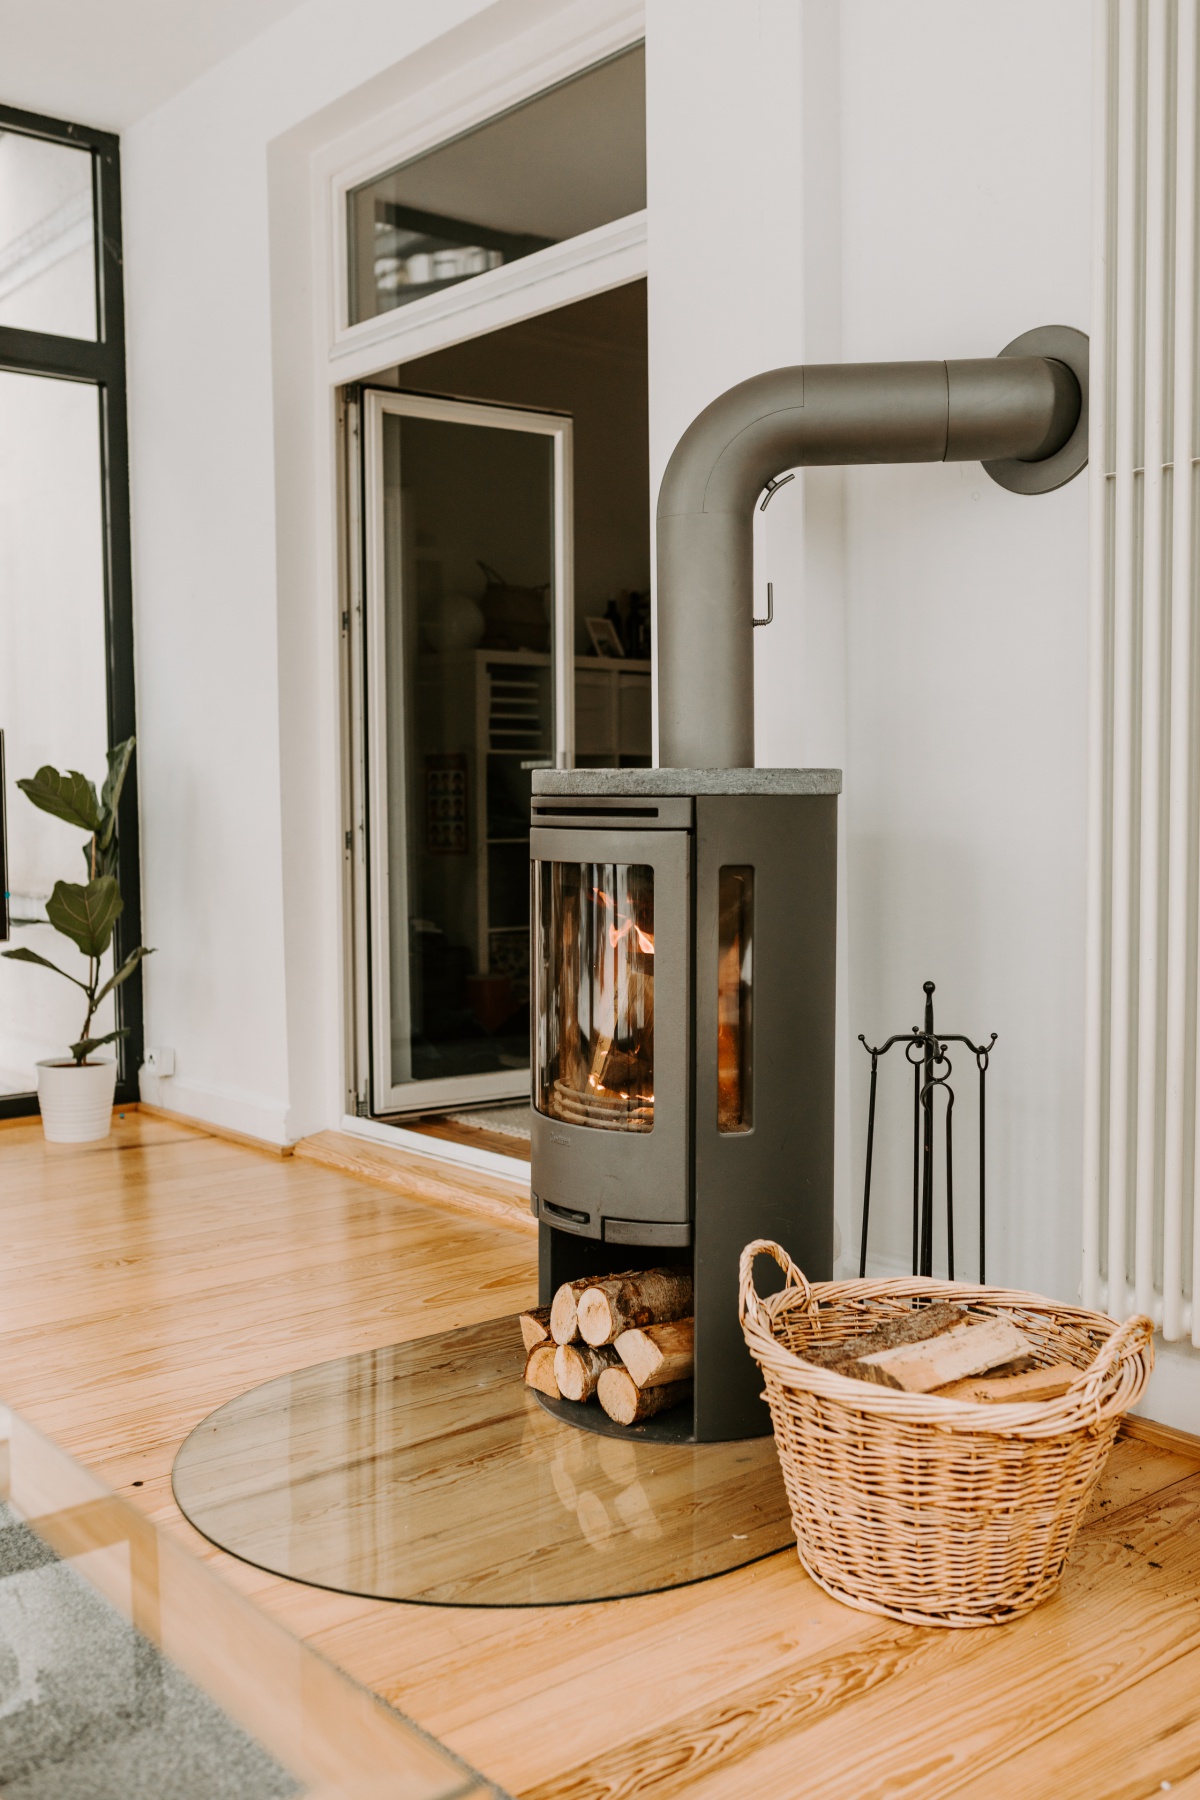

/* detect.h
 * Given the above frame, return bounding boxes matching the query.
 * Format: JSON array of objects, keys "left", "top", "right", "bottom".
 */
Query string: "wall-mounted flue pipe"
[{"left": 655, "top": 325, "right": 1089, "bottom": 769}]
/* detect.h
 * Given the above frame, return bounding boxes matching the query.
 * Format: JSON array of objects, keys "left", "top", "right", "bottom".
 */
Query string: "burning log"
[
  {"left": 548, "top": 1080, "right": 653, "bottom": 1133},
  {"left": 597, "top": 1368, "right": 693, "bottom": 1425},
  {"left": 554, "top": 1341, "right": 621, "bottom": 1403},
  {"left": 519, "top": 1305, "right": 553, "bottom": 1352},
  {"left": 577, "top": 1269, "right": 694, "bottom": 1346},
  {"left": 524, "top": 1343, "right": 561, "bottom": 1399},
  {"left": 614, "top": 1318, "right": 695, "bottom": 1389}
]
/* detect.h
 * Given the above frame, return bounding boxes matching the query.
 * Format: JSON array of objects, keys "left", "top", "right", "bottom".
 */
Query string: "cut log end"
[
  {"left": 519, "top": 1305, "right": 553, "bottom": 1353},
  {"left": 578, "top": 1268, "right": 695, "bottom": 1346},
  {"left": 554, "top": 1341, "right": 621, "bottom": 1403},
  {"left": 524, "top": 1343, "right": 560, "bottom": 1399},
  {"left": 614, "top": 1317, "right": 695, "bottom": 1389},
  {"left": 550, "top": 1277, "right": 594, "bottom": 1345},
  {"left": 597, "top": 1367, "right": 693, "bottom": 1426}
]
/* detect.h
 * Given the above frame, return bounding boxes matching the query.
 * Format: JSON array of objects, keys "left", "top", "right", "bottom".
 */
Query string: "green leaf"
[
  {"left": 86, "top": 836, "right": 119, "bottom": 880},
  {"left": 16, "top": 767, "right": 102, "bottom": 834},
  {"left": 93, "top": 943, "right": 154, "bottom": 1008},
  {"left": 0, "top": 945, "right": 90, "bottom": 991},
  {"left": 100, "top": 737, "right": 134, "bottom": 820},
  {"left": 97, "top": 738, "right": 135, "bottom": 854},
  {"left": 45, "top": 876, "right": 123, "bottom": 958},
  {"left": 69, "top": 1027, "right": 128, "bottom": 1063}
]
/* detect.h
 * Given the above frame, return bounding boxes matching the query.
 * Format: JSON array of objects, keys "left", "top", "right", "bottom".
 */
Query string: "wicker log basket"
[{"left": 738, "top": 1240, "right": 1154, "bottom": 1628}]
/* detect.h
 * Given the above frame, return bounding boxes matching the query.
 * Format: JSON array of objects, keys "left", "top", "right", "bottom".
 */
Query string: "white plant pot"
[{"left": 36, "top": 1059, "right": 118, "bottom": 1144}]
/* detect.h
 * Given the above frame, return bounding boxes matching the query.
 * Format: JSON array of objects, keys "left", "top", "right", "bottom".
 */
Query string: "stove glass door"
[{"left": 535, "top": 861, "right": 654, "bottom": 1132}]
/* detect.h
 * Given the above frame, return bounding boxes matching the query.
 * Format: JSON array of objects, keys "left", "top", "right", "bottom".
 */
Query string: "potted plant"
[{"left": 2, "top": 737, "right": 152, "bottom": 1143}]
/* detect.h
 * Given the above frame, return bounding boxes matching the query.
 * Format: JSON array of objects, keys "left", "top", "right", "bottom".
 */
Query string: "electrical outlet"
[{"left": 143, "top": 1047, "right": 175, "bottom": 1077}]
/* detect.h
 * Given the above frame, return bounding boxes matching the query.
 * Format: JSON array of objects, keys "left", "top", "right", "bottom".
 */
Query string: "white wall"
[
  {"left": 648, "top": 0, "right": 1093, "bottom": 1307},
  {"left": 122, "top": 0, "right": 509, "bottom": 1141},
  {"left": 118, "top": 0, "right": 1197, "bottom": 1422},
  {"left": 837, "top": 0, "right": 1092, "bottom": 1307}
]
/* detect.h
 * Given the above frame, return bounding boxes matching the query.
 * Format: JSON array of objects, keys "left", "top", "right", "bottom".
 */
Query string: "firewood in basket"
[
  {"left": 519, "top": 1305, "right": 553, "bottom": 1352},
  {"left": 933, "top": 1362, "right": 1077, "bottom": 1403},
  {"left": 614, "top": 1318, "right": 694, "bottom": 1389},
  {"left": 843, "top": 1316, "right": 1034, "bottom": 1394},
  {"left": 550, "top": 1277, "right": 597, "bottom": 1344},
  {"left": 597, "top": 1368, "right": 694, "bottom": 1425},
  {"left": 554, "top": 1341, "right": 621, "bottom": 1403},
  {"left": 799, "top": 1302, "right": 964, "bottom": 1369},
  {"left": 578, "top": 1269, "right": 695, "bottom": 1346},
  {"left": 524, "top": 1343, "right": 561, "bottom": 1399}
]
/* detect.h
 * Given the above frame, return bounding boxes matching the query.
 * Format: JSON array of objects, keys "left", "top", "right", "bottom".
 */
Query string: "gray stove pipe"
[{"left": 655, "top": 326, "right": 1089, "bottom": 769}]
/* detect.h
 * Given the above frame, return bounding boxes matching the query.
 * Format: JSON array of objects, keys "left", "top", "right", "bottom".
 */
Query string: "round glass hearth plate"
[{"left": 172, "top": 1316, "right": 795, "bottom": 1606}]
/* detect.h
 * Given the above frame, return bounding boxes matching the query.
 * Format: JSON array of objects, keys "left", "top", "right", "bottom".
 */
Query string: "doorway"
[{"left": 349, "top": 280, "right": 650, "bottom": 1126}]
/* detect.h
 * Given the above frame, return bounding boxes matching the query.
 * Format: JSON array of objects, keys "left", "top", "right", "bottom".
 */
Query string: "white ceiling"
[{"left": 0, "top": 0, "right": 312, "bottom": 131}]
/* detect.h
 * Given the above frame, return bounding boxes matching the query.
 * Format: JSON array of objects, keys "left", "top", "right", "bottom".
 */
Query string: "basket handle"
[
  {"left": 738, "top": 1239, "right": 812, "bottom": 1332},
  {"left": 1070, "top": 1311, "right": 1155, "bottom": 1399}
]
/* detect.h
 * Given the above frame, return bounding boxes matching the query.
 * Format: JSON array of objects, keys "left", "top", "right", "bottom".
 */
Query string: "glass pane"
[
  {"left": 0, "top": 372, "right": 111, "bottom": 1094},
  {"left": 717, "top": 866, "right": 754, "bottom": 1132},
  {"left": 3, "top": 1405, "right": 476, "bottom": 1798},
  {"left": 534, "top": 860, "right": 654, "bottom": 1131},
  {"left": 348, "top": 46, "right": 645, "bottom": 324},
  {"left": 0, "top": 130, "right": 96, "bottom": 339},
  {"left": 382, "top": 409, "right": 555, "bottom": 1088},
  {"left": 172, "top": 1316, "right": 792, "bottom": 1605}
]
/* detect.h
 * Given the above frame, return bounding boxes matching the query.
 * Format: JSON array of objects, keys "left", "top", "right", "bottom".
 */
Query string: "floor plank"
[{"left": 1, "top": 1114, "right": 1198, "bottom": 1800}]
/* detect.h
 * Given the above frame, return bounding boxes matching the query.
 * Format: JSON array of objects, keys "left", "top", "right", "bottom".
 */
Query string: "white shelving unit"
[{"left": 416, "top": 649, "right": 651, "bottom": 976}]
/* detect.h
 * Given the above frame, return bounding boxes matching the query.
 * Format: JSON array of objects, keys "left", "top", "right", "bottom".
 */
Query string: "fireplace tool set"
[{"left": 857, "top": 981, "right": 997, "bottom": 1284}]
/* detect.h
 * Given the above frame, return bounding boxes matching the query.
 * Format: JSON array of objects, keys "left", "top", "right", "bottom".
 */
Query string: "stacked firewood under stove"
[{"left": 520, "top": 1267, "right": 694, "bottom": 1426}]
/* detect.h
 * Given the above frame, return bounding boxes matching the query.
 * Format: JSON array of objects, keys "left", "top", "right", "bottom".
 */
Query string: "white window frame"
[
  {"left": 360, "top": 387, "right": 574, "bottom": 1116},
  {"left": 318, "top": 18, "right": 646, "bottom": 383}
]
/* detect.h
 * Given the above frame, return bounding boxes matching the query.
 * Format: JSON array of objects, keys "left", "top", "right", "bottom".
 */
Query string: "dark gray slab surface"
[{"left": 531, "top": 766, "right": 842, "bottom": 796}]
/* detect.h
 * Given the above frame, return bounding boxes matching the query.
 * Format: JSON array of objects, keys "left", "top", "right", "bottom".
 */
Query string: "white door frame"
[
  {"left": 360, "top": 387, "right": 574, "bottom": 1116},
  {"left": 279, "top": 0, "right": 646, "bottom": 1145}
]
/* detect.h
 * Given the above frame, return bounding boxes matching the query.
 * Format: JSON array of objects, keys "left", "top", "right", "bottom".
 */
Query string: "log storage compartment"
[{"left": 530, "top": 769, "right": 840, "bottom": 1442}]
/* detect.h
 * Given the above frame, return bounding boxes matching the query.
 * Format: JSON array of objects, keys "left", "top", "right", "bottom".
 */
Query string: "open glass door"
[{"left": 359, "top": 390, "right": 573, "bottom": 1115}]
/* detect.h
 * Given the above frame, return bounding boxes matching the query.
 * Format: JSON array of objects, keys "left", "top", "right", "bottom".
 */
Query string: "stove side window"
[
  {"left": 717, "top": 866, "right": 754, "bottom": 1132},
  {"left": 535, "top": 861, "right": 654, "bottom": 1132}
]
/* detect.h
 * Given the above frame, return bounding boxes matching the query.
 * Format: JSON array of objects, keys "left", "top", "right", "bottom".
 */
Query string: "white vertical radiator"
[{"left": 1083, "top": 0, "right": 1200, "bottom": 1337}]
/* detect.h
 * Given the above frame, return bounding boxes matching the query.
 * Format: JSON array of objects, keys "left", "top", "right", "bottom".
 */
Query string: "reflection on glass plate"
[{"left": 173, "top": 1316, "right": 794, "bottom": 1606}]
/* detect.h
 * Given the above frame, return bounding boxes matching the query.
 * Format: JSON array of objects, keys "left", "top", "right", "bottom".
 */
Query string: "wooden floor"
[{"left": 3, "top": 1110, "right": 1200, "bottom": 1799}]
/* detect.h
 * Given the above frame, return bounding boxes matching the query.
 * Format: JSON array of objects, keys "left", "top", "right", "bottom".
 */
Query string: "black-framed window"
[{"left": 0, "top": 102, "right": 141, "bottom": 1116}]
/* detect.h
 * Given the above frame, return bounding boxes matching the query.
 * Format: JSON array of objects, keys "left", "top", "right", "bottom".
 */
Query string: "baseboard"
[
  {"left": 137, "top": 1071, "right": 292, "bottom": 1148},
  {"left": 294, "top": 1128, "right": 536, "bottom": 1238},
  {"left": 1119, "top": 1412, "right": 1200, "bottom": 1459},
  {"left": 136, "top": 1101, "right": 293, "bottom": 1158}
]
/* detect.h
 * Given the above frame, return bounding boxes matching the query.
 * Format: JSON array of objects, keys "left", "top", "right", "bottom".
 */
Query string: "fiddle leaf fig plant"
[{"left": 2, "top": 736, "right": 153, "bottom": 1063}]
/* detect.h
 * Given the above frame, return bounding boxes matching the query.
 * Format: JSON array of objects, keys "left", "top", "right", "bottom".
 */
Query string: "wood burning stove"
[
  {"left": 530, "top": 768, "right": 840, "bottom": 1441},
  {"left": 527, "top": 324, "right": 1087, "bottom": 1442}
]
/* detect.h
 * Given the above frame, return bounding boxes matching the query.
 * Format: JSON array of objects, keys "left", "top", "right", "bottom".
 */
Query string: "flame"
[{"left": 592, "top": 887, "right": 654, "bottom": 956}]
